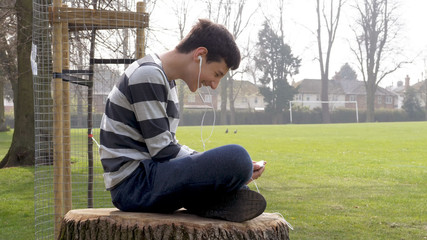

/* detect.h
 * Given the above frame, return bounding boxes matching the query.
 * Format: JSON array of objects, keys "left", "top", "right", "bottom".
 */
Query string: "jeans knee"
[{"left": 226, "top": 144, "right": 252, "bottom": 181}]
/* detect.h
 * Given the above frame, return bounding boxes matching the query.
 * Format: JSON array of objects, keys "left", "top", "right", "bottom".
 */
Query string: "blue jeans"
[{"left": 110, "top": 144, "right": 253, "bottom": 213}]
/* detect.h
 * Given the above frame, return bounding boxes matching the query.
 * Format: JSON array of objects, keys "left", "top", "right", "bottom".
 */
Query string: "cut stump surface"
[{"left": 57, "top": 208, "right": 290, "bottom": 240}]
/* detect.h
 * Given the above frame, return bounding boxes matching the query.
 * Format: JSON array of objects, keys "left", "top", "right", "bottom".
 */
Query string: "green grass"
[
  {"left": 0, "top": 130, "right": 12, "bottom": 156},
  {"left": 0, "top": 130, "right": 35, "bottom": 239},
  {"left": 1, "top": 122, "right": 427, "bottom": 239}
]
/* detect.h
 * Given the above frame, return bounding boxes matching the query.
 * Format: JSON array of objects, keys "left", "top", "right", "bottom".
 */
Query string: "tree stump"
[{"left": 57, "top": 208, "right": 290, "bottom": 240}]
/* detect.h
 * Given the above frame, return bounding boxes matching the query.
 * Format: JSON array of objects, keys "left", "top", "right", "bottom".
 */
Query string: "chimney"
[{"left": 405, "top": 75, "right": 410, "bottom": 89}]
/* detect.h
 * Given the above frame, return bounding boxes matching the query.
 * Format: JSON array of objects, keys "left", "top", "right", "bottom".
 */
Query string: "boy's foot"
[{"left": 188, "top": 189, "right": 266, "bottom": 223}]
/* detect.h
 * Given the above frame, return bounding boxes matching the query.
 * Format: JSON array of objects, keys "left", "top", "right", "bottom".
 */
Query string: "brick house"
[
  {"left": 183, "top": 80, "right": 265, "bottom": 111},
  {"left": 184, "top": 87, "right": 220, "bottom": 110},
  {"left": 293, "top": 78, "right": 398, "bottom": 110}
]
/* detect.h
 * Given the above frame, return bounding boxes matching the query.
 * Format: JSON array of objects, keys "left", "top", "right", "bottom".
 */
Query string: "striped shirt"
[{"left": 100, "top": 54, "right": 195, "bottom": 190}]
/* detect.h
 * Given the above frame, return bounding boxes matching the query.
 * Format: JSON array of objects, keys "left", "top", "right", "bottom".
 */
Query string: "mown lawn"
[
  {"left": 0, "top": 130, "right": 34, "bottom": 240},
  {"left": 1, "top": 122, "right": 426, "bottom": 239}
]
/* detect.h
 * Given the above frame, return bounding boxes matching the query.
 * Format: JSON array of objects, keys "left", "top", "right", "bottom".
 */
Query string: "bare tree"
[
  {"left": 203, "top": 0, "right": 257, "bottom": 124},
  {"left": 350, "top": 0, "right": 404, "bottom": 122},
  {"left": 204, "top": 0, "right": 229, "bottom": 125},
  {"left": 1, "top": 0, "right": 34, "bottom": 168},
  {"left": 144, "top": 0, "right": 193, "bottom": 123},
  {"left": 171, "top": 0, "right": 192, "bottom": 118},
  {"left": 316, "top": 0, "right": 344, "bottom": 123}
]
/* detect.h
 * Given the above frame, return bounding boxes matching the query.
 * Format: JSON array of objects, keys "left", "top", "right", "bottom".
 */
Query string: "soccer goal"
[{"left": 289, "top": 100, "right": 359, "bottom": 123}]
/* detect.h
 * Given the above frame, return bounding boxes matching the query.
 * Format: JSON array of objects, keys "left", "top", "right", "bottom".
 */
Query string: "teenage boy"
[{"left": 100, "top": 19, "right": 267, "bottom": 222}]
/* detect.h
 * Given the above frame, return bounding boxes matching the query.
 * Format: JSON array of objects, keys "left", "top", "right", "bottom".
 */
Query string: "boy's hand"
[{"left": 248, "top": 161, "right": 266, "bottom": 184}]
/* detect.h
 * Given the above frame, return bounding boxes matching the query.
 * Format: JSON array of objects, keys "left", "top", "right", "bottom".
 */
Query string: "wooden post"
[
  {"left": 61, "top": 4, "right": 72, "bottom": 214},
  {"left": 87, "top": 6, "right": 97, "bottom": 208},
  {"left": 136, "top": 2, "right": 146, "bottom": 59},
  {"left": 52, "top": 0, "right": 64, "bottom": 238}
]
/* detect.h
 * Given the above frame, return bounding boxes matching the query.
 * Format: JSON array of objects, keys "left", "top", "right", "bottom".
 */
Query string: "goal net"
[{"left": 289, "top": 100, "right": 359, "bottom": 123}]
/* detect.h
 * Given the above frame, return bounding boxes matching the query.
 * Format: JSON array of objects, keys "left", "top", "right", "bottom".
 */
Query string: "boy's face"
[{"left": 186, "top": 57, "right": 229, "bottom": 92}]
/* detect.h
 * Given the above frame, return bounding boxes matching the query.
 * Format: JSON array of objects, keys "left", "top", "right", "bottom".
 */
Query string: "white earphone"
[
  {"left": 196, "top": 54, "right": 215, "bottom": 151},
  {"left": 197, "top": 55, "right": 202, "bottom": 88}
]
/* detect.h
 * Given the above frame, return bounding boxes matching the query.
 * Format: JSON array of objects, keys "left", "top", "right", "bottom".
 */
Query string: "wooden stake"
[
  {"left": 136, "top": 2, "right": 146, "bottom": 59},
  {"left": 52, "top": 0, "right": 63, "bottom": 238},
  {"left": 62, "top": 4, "right": 72, "bottom": 215}
]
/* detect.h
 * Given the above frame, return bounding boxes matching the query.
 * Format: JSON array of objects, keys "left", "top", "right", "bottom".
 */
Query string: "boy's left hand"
[{"left": 251, "top": 160, "right": 266, "bottom": 181}]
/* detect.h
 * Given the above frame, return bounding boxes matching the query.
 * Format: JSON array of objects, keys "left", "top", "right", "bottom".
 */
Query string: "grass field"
[{"left": 1, "top": 122, "right": 427, "bottom": 239}]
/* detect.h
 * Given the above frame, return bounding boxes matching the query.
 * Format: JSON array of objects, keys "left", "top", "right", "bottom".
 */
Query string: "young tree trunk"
[
  {"left": 87, "top": 19, "right": 97, "bottom": 209},
  {"left": 0, "top": 0, "right": 34, "bottom": 168}
]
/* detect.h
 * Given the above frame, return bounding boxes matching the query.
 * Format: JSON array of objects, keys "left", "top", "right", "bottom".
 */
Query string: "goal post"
[{"left": 289, "top": 100, "right": 359, "bottom": 123}]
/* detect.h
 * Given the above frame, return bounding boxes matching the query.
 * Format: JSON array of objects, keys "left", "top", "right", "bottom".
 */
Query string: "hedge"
[
  {"left": 3, "top": 108, "right": 425, "bottom": 129},
  {"left": 179, "top": 108, "right": 426, "bottom": 125}
]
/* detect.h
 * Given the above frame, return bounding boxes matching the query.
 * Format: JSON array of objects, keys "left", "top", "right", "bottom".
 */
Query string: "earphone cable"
[
  {"left": 199, "top": 87, "right": 216, "bottom": 151},
  {"left": 197, "top": 56, "right": 216, "bottom": 151}
]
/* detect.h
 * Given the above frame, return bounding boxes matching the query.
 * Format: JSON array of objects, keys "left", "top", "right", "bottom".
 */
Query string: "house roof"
[
  {"left": 412, "top": 80, "right": 426, "bottom": 91},
  {"left": 339, "top": 80, "right": 365, "bottom": 94},
  {"left": 195, "top": 80, "right": 262, "bottom": 97},
  {"left": 197, "top": 86, "right": 219, "bottom": 96},
  {"left": 388, "top": 85, "right": 406, "bottom": 94},
  {"left": 234, "top": 80, "right": 261, "bottom": 96},
  {"left": 294, "top": 79, "right": 397, "bottom": 96},
  {"left": 294, "top": 79, "right": 345, "bottom": 94}
]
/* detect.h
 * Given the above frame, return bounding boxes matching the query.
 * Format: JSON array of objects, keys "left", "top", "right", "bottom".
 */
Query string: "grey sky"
[{"left": 147, "top": 0, "right": 427, "bottom": 87}]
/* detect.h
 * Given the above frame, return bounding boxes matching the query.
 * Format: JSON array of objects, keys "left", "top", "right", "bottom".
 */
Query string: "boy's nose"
[{"left": 210, "top": 81, "right": 218, "bottom": 89}]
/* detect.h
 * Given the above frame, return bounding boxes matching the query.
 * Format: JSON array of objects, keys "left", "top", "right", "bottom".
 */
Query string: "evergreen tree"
[
  {"left": 402, "top": 87, "right": 423, "bottom": 120},
  {"left": 255, "top": 21, "right": 300, "bottom": 115},
  {"left": 333, "top": 63, "right": 357, "bottom": 81}
]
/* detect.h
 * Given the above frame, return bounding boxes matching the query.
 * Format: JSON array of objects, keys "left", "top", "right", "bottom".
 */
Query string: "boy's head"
[{"left": 176, "top": 19, "right": 241, "bottom": 70}]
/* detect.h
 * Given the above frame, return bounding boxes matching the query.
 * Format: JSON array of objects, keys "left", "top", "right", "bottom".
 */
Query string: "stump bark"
[{"left": 57, "top": 208, "right": 290, "bottom": 240}]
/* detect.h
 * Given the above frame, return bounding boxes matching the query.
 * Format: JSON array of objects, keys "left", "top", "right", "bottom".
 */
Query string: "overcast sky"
[{"left": 147, "top": 0, "right": 427, "bottom": 88}]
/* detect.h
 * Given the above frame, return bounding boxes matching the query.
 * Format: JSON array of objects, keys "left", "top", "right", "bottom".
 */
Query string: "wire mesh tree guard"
[{"left": 33, "top": 0, "right": 148, "bottom": 239}]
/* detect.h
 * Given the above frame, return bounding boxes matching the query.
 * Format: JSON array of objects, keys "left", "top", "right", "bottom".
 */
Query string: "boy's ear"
[{"left": 193, "top": 47, "right": 208, "bottom": 61}]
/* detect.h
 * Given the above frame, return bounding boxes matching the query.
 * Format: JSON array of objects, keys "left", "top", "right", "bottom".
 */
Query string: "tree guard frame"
[{"left": 34, "top": 1, "right": 148, "bottom": 239}]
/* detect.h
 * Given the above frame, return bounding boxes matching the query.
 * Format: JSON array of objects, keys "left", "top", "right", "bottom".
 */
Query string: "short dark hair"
[{"left": 176, "top": 19, "right": 241, "bottom": 70}]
